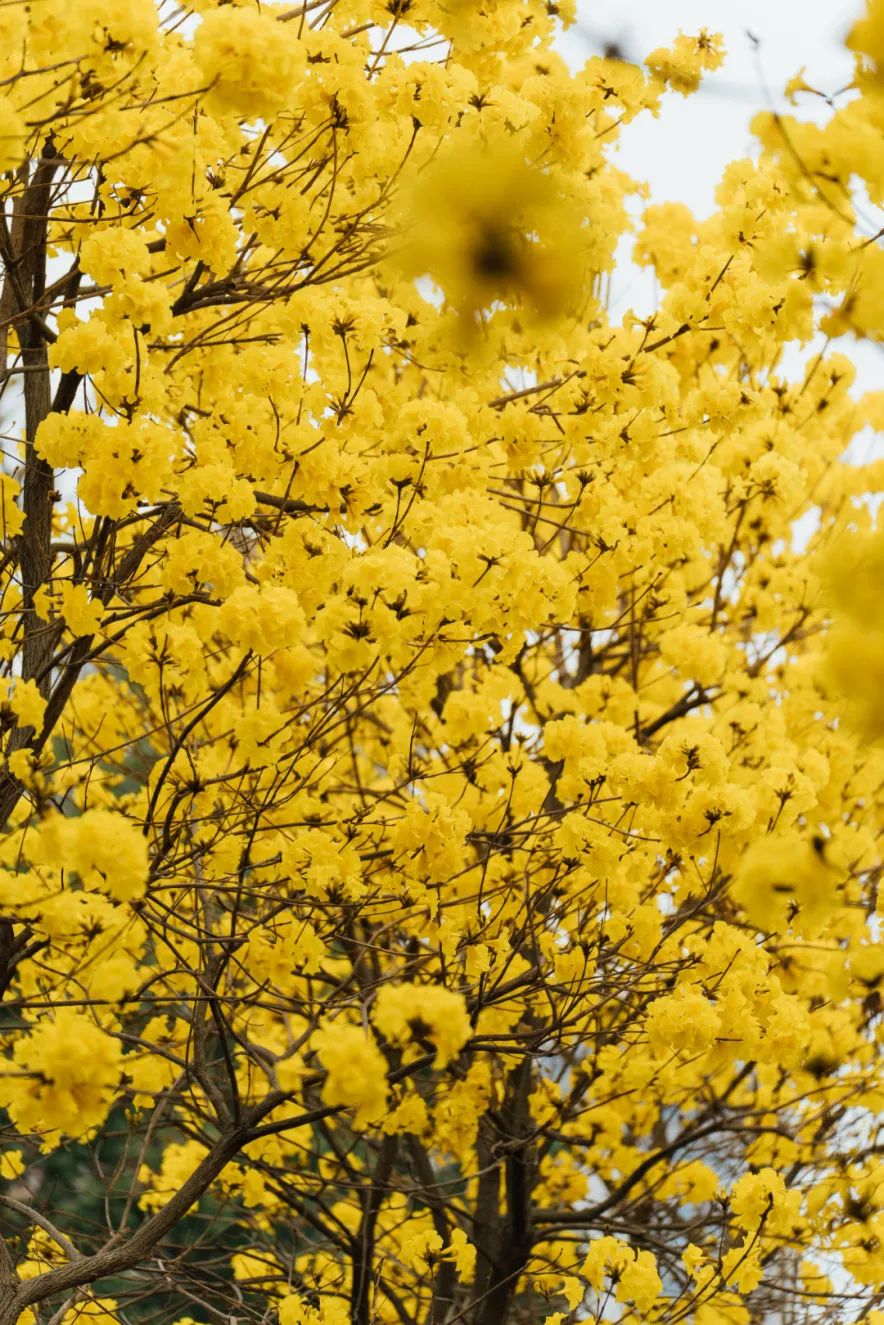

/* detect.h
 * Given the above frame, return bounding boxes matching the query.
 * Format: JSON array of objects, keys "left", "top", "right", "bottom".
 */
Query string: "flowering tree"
[{"left": 0, "top": 3, "right": 883, "bottom": 1325}]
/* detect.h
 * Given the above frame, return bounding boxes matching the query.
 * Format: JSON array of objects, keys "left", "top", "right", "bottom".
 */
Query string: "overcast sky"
[
  {"left": 561, "top": 1, "right": 882, "bottom": 411},
  {"left": 568, "top": 0, "right": 859, "bottom": 217}
]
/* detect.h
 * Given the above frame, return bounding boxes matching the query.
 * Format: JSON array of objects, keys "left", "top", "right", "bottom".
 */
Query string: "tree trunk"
[{"left": 0, "top": 1234, "right": 20, "bottom": 1325}]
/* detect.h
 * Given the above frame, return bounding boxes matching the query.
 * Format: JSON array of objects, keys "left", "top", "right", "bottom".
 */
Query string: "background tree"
[{"left": 0, "top": 4, "right": 883, "bottom": 1325}]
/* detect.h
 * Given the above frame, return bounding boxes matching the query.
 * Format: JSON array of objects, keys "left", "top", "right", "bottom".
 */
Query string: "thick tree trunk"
[
  {"left": 0, "top": 1234, "right": 20, "bottom": 1325},
  {"left": 471, "top": 1058, "right": 535, "bottom": 1325},
  {"left": 13, "top": 147, "right": 56, "bottom": 696},
  {"left": 0, "top": 148, "right": 57, "bottom": 827}
]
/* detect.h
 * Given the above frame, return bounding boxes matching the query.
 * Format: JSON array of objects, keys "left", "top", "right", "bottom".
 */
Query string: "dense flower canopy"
[{"left": 0, "top": 3, "right": 883, "bottom": 1325}]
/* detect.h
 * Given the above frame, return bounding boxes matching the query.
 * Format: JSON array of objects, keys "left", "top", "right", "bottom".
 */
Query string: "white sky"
[
  {"left": 568, "top": 0, "right": 859, "bottom": 218},
  {"left": 562, "top": 1, "right": 883, "bottom": 414}
]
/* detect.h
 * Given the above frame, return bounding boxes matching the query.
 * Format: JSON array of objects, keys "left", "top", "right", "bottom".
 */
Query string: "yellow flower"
[
  {"left": 398, "top": 1218, "right": 443, "bottom": 1274},
  {"left": 381, "top": 1092, "right": 429, "bottom": 1137},
  {"left": 646, "top": 30, "right": 725, "bottom": 96},
  {"left": 372, "top": 983, "right": 471, "bottom": 1067},
  {"left": 645, "top": 984, "right": 722, "bottom": 1056},
  {"left": 4, "top": 1011, "right": 122, "bottom": 1140},
  {"left": 447, "top": 1228, "right": 476, "bottom": 1279},
  {"left": 396, "top": 140, "right": 588, "bottom": 325},
  {"left": 139, "top": 1141, "right": 208, "bottom": 1213},
  {"left": 193, "top": 8, "right": 305, "bottom": 120},
  {"left": 848, "top": 0, "right": 884, "bottom": 73},
  {"left": 581, "top": 1237, "right": 661, "bottom": 1312},
  {"left": 732, "top": 831, "right": 841, "bottom": 932},
  {"left": 0, "top": 473, "right": 23, "bottom": 540},
  {"left": 7, "top": 678, "right": 46, "bottom": 732},
  {"left": 61, "top": 1299, "right": 120, "bottom": 1325},
  {"left": 820, "top": 524, "right": 884, "bottom": 741},
  {"left": 618, "top": 1250, "right": 663, "bottom": 1313},
  {"left": 279, "top": 1295, "right": 348, "bottom": 1325},
  {"left": 30, "top": 809, "right": 149, "bottom": 902},
  {"left": 78, "top": 229, "right": 151, "bottom": 286},
  {"left": 217, "top": 584, "right": 306, "bottom": 655},
  {"left": 730, "top": 1168, "right": 803, "bottom": 1237},
  {"left": 58, "top": 582, "right": 104, "bottom": 637},
  {"left": 0, "top": 1148, "right": 24, "bottom": 1180},
  {"left": 312, "top": 1022, "right": 389, "bottom": 1126}
]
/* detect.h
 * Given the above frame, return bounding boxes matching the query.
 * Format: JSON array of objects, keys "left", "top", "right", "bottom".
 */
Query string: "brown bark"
[
  {"left": 0, "top": 1234, "right": 19, "bottom": 1325},
  {"left": 471, "top": 1058, "right": 535, "bottom": 1325},
  {"left": 8, "top": 148, "right": 58, "bottom": 697}
]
